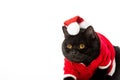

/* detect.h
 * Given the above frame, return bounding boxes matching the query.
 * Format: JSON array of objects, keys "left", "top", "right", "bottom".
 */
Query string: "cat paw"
[
  {"left": 64, "top": 77, "right": 75, "bottom": 80},
  {"left": 104, "top": 75, "right": 112, "bottom": 80}
]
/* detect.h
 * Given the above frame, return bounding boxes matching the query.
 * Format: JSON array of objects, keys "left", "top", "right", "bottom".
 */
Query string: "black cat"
[{"left": 62, "top": 26, "right": 120, "bottom": 80}]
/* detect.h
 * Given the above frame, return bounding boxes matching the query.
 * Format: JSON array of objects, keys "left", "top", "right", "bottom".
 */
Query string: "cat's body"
[{"left": 62, "top": 26, "right": 120, "bottom": 80}]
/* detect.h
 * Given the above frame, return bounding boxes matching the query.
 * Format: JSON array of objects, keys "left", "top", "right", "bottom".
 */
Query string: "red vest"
[{"left": 64, "top": 33, "right": 115, "bottom": 80}]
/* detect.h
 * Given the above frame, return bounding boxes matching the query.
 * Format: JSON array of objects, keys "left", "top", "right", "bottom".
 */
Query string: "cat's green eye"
[
  {"left": 79, "top": 43, "right": 85, "bottom": 49},
  {"left": 67, "top": 44, "right": 72, "bottom": 49}
]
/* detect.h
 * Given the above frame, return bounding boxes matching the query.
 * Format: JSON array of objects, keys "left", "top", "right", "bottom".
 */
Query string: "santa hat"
[{"left": 64, "top": 16, "right": 91, "bottom": 35}]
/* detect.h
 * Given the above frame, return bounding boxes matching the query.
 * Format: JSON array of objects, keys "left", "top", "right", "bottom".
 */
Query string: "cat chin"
[
  {"left": 68, "top": 59, "right": 89, "bottom": 66},
  {"left": 68, "top": 59, "right": 84, "bottom": 63}
]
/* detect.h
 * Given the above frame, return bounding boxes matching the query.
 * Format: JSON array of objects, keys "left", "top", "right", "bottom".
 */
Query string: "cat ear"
[
  {"left": 84, "top": 26, "right": 98, "bottom": 39},
  {"left": 62, "top": 26, "right": 70, "bottom": 38}
]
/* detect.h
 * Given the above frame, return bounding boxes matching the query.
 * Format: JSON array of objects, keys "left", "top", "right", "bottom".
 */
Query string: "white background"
[{"left": 0, "top": 0, "right": 120, "bottom": 80}]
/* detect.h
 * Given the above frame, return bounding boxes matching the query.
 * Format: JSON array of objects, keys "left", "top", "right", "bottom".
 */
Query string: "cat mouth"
[{"left": 70, "top": 55, "right": 93, "bottom": 65}]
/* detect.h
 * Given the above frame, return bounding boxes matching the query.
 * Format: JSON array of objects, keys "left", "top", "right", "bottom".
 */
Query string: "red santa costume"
[{"left": 63, "top": 16, "right": 116, "bottom": 80}]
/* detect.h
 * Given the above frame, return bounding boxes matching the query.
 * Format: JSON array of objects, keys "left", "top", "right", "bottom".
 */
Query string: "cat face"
[{"left": 62, "top": 26, "right": 100, "bottom": 66}]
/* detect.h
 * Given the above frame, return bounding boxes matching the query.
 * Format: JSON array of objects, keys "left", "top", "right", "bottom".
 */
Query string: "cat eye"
[
  {"left": 66, "top": 44, "right": 72, "bottom": 49},
  {"left": 79, "top": 43, "right": 85, "bottom": 49}
]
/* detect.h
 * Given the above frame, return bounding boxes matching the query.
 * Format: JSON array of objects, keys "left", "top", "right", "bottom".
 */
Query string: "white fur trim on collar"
[
  {"left": 99, "top": 60, "right": 111, "bottom": 69},
  {"left": 108, "top": 58, "right": 116, "bottom": 76},
  {"left": 63, "top": 74, "right": 76, "bottom": 80}
]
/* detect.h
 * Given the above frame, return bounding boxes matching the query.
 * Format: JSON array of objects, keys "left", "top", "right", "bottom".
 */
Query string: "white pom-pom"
[{"left": 67, "top": 22, "right": 80, "bottom": 35}]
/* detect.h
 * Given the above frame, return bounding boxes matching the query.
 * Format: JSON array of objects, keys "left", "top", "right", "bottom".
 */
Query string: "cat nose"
[{"left": 71, "top": 50, "right": 77, "bottom": 55}]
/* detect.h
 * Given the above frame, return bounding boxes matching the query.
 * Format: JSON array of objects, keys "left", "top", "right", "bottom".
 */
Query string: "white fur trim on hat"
[
  {"left": 79, "top": 21, "right": 90, "bottom": 28},
  {"left": 67, "top": 22, "right": 80, "bottom": 35},
  {"left": 63, "top": 74, "right": 76, "bottom": 80}
]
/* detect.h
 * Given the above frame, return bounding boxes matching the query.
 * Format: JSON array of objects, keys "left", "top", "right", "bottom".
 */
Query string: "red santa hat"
[{"left": 64, "top": 16, "right": 91, "bottom": 35}]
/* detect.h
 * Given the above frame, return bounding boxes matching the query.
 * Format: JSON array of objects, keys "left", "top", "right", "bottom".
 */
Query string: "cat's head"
[{"left": 62, "top": 26, "right": 100, "bottom": 66}]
